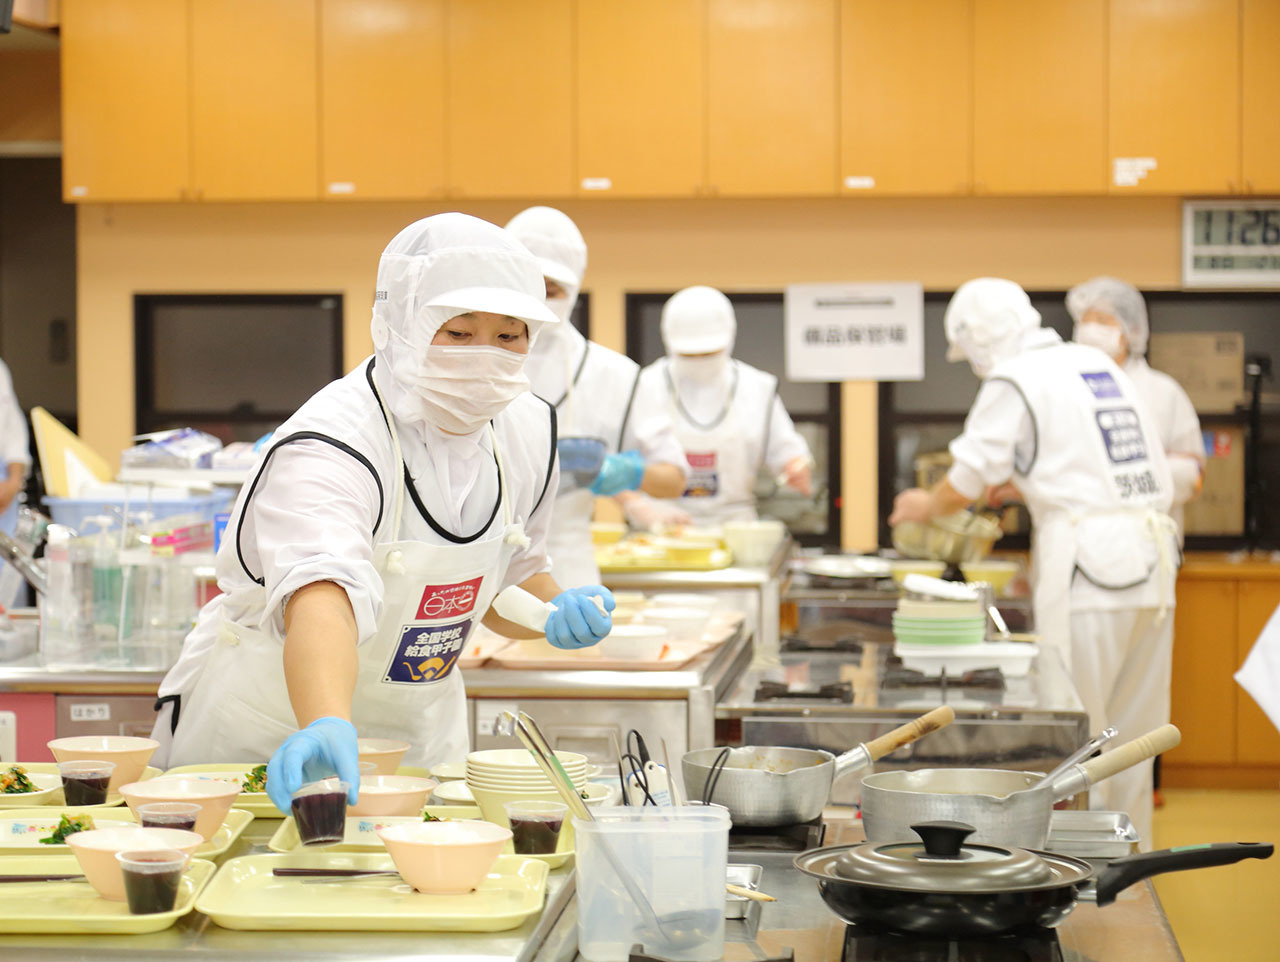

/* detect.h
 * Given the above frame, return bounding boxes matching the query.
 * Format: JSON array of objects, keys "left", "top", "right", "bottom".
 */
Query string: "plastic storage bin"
[
  {"left": 575, "top": 806, "right": 729, "bottom": 962},
  {"left": 44, "top": 489, "right": 235, "bottom": 534}
]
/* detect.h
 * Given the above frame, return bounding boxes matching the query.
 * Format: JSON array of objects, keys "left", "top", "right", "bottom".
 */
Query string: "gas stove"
[
  {"left": 840, "top": 926, "right": 1063, "bottom": 962},
  {"left": 728, "top": 815, "right": 826, "bottom": 854}
]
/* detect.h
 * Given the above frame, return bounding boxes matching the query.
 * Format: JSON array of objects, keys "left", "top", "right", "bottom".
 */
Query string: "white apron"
[{"left": 165, "top": 392, "right": 525, "bottom": 772}]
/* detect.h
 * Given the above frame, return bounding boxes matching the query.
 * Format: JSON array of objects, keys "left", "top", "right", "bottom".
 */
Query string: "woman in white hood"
[{"left": 151, "top": 213, "right": 614, "bottom": 813}]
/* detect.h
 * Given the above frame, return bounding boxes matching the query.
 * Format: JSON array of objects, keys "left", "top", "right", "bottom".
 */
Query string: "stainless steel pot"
[
  {"left": 859, "top": 724, "right": 1181, "bottom": 847},
  {"left": 682, "top": 706, "right": 954, "bottom": 827}
]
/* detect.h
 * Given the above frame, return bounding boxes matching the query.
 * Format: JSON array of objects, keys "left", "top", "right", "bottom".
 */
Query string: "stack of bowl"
[
  {"left": 464, "top": 748, "right": 589, "bottom": 828},
  {"left": 892, "top": 596, "right": 986, "bottom": 646}
]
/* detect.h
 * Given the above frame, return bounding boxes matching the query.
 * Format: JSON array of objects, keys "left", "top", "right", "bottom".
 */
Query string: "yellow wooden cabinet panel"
[
  {"left": 973, "top": 0, "right": 1106, "bottom": 195},
  {"left": 60, "top": 0, "right": 189, "bottom": 202},
  {"left": 1168, "top": 578, "right": 1238, "bottom": 766},
  {"left": 1236, "top": 581, "right": 1280, "bottom": 765},
  {"left": 448, "top": 0, "right": 573, "bottom": 198},
  {"left": 190, "top": 0, "right": 319, "bottom": 201},
  {"left": 1109, "top": 0, "right": 1240, "bottom": 194},
  {"left": 841, "top": 0, "right": 970, "bottom": 196},
  {"left": 576, "top": 0, "right": 703, "bottom": 198},
  {"left": 707, "top": 0, "right": 838, "bottom": 196},
  {"left": 320, "top": 0, "right": 445, "bottom": 200},
  {"left": 1242, "top": 0, "right": 1280, "bottom": 193}
]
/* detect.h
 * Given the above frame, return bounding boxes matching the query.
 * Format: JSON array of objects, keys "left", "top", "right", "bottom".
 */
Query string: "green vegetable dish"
[
  {"left": 1, "top": 765, "right": 36, "bottom": 794},
  {"left": 242, "top": 765, "right": 268, "bottom": 793},
  {"left": 39, "top": 813, "right": 96, "bottom": 845}
]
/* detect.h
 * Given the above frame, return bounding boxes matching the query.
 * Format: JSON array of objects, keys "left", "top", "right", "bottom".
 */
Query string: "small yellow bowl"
[
  {"left": 655, "top": 538, "right": 718, "bottom": 564},
  {"left": 590, "top": 522, "right": 627, "bottom": 546},
  {"left": 889, "top": 560, "right": 947, "bottom": 586},
  {"left": 959, "top": 560, "right": 1020, "bottom": 596}
]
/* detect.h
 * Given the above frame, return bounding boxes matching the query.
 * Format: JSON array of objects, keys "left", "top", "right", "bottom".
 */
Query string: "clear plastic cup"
[
  {"left": 57, "top": 760, "right": 116, "bottom": 806},
  {"left": 291, "top": 778, "right": 349, "bottom": 846},
  {"left": 115, "top": 848, "right": 187, "bottom": 914},
  {"left": 503, "top": 800, "right": 568, "bottom": 854},
  {"left": 137, "top": 802, "right": 203, "bottom": 832}
]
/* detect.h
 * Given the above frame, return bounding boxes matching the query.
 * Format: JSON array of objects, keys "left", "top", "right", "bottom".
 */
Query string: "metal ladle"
[{"left": 497, "top": 710, "right": 714, "bottom": 954}]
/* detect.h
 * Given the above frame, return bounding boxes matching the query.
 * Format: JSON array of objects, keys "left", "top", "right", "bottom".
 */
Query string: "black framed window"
[
  {"left": 625, "top": 292, "right": 841, "bottom": 547},
  {"left": 135, "top": 294, "right": 344, "bottom": 444}
]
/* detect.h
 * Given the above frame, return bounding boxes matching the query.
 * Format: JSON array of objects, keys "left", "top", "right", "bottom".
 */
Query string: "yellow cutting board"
[{"left": 31, "top": 406, "right": 113, "bottom": 498}]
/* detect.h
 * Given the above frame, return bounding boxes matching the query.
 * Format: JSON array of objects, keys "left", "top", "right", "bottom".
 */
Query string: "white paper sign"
[{"left": 784, "top": 282, "right": 924, "bottom": 381}]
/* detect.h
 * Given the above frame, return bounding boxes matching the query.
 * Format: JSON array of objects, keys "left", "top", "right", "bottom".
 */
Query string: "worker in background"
[
  {"left": 1067, "top": 277, "right": 1204, "bottom": 539},
  {"left": 889, "top": 277, "right": 1178, "bottom": 847},
  {"left": 0, "top": 360, "right": 30, "bottom": 610},
  {"left": 151, "top": 214, "right": 614, "bottom": 813},
  {"left": 503, "top": 206, "right": 688, "bottom": 586},
  {"left": 622, "top": 286, "right": 813, "bottom": 529}
]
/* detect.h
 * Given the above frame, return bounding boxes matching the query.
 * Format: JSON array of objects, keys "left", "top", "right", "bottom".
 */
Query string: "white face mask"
[
  {"left": 410, "top": 345, "right": 530, "bottom": 435},
  {"left": 1075, "top": 321, "right": 1124, "bottom": 360},
  {"left": 672, "top": 353, "right": 728, "bottom": 385}
]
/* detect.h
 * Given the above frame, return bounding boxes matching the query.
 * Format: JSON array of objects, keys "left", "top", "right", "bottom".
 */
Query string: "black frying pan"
[{"left": 794, "top": 825, "right": 1272, "bottom": 938}]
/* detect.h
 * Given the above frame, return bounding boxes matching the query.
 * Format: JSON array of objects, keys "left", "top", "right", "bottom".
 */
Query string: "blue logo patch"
[
  {"left": 1095, "top": 407, "right": 1149, "bottom": 464},
  {"left": 1081, "top": 371, "right": 1123, "bottom": 399},
  {"left": 384, "top": 619, "right": 472, "bottom": 684}
]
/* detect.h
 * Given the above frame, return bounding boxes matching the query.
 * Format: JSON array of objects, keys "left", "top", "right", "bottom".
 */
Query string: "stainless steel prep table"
[{"left": 530, "top": 817, "right": 1185, "bottom": 962}]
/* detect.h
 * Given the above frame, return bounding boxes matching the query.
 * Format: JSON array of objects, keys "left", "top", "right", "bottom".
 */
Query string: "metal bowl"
[{"left": 892, "top": 511, "right": 1003, "bottom": 565}]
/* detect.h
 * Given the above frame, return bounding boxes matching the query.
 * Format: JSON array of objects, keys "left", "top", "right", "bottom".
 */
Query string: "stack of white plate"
[
  {"left": 892, "top": 597, "right": 986, "bottom": 646},
  {"left": 464, "top": 748, "right": 589, "bottom": 825}
]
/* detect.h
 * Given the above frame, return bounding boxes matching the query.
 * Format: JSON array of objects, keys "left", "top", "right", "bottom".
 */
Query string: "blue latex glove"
[
  {"left": 589, "top": 450, "right": 646, "bottom": 496},
  {"left": 545, "top": 586, "right": 615, "bottom": 650},
  {"left": 266, "top": 716, "right": 361, "bottom": 814}
]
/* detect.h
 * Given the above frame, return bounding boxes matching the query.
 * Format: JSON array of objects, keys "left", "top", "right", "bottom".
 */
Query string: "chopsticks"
[
  {"left": 725, "top": 882, "right": 776, "bottom": 902},
  {"left": 0, "top": 874, "right": 86, "bottom": 883},
  {"left": 272, "top": 868, "right": 396, "bottom": 878}
]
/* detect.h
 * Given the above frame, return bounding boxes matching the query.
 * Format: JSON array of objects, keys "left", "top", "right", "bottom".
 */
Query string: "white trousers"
[{"left": 1068, "top": 606, "right": 1174, "bottom": 851}]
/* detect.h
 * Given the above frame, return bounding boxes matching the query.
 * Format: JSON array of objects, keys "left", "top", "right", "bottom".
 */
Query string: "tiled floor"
[{"left": 1151, "top": 789, "right": 1280, "bottom": 962}]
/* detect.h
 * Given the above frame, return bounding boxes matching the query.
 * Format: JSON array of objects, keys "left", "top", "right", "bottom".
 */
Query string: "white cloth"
[
  {"left": 1070, "top": 607, "right": 1172, "bottom": 850},
  {"left": 1124, "top": 357, "right": 1204, "bottom": 539},
  {"left": 153, "top": 358, "right": 557, "bottom": 768},
  {"left": 1236, "top": 604, "right": 1280, "bottom": 736},
  {"left": 527, "top": 323, "right": 685, "bottom": 586},
  {"left": 503, "top": 206, "right": 587, "bottom": 324},
  {"left": 944, "top": 278, "right": 1041, "bottom": 377},
  {"left": 661, "top": 286, "right": 736, "bottom": 355},
  {"left": 629, "top": 358, "right": 810, "bottom": 525}
]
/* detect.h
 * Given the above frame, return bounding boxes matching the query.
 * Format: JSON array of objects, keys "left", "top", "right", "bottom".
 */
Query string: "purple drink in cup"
[
  {"left": 57, "top": 760, "right": 115, "bottom": 806},
  {"left": 116, "top": 849, "right": 186, "bottom": 914},
  {"left": 503, "top": 800, "right": 567, "bottom": 855},
  {"left": 292, "top": 779, "right": 349, "bottom": 846},
  {"left": 137, "top": 802, "right": 202, "bottom": 832}
]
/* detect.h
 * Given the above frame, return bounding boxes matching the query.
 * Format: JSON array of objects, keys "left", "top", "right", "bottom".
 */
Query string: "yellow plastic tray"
[
  {"left": 196, "top": 852, "right": 548, "bottom": 932},
  {"left": 4, "top": 763, "right": 162, "bottom": 810},
  {"left": 267, "top": 807, "right": 483, "bottom": 853},
  {"left": 596, "top": 546, "right": 733, "bottom": 572},
  {"left": 0, "top": 807, "right": 254, "bottom": 859},
  {"left": 0, "top": 854, "right": 215, "bottom": 934}
]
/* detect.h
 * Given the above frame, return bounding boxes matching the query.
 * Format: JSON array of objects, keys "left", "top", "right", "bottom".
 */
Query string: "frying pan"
[{"left": 794, "top": 821, "right": 1272, "bottom": 938}]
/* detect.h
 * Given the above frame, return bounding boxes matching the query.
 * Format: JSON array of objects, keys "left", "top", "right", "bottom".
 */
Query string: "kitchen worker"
[
  {"left": 503, "top": 206, "right": 688, "bottom": 585},
  {"left": 888, "top": 278, "right": 1178, "bottom": 846},
  {"left": 1067, "top": 276, "right": 1204, "bottom": 539},
  {"left": 0, "top": 359, "right": 29, "bottom": 610},
  {"left": 150, "top": 213, "right": 615, "bottom": 813},
  {"left": 622, "top": 286, "right": 814, "bottom": 528}
]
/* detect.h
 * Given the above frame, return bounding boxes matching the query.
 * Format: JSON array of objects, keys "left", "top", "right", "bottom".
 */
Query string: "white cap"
[
  {"left": 660, "top": 286, "right": 736, "bottom": 355},
  {"left": 504, "top": 206, "right": 587, "bottom": 289},
  {"left": 943, "top": 278, "right": 1041, "bottom": 376},
  {"left": 1065, "top": 276, "right": 1149, "bottom": 356}
]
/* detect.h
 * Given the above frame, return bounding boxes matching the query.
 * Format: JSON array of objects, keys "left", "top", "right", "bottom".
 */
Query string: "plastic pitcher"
[{"left": 575, "top": 806, "right": 729, "bottom": 962}]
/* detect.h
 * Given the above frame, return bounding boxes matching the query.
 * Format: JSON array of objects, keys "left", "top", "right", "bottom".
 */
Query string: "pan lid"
[{"left": 831, "top": 821, "right": 1058, "bottom": 891}]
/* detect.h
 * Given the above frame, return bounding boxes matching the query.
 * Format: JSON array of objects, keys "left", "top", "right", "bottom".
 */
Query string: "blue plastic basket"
[{"left": 44, "top": 490, "right": 236, "bottom": 534}]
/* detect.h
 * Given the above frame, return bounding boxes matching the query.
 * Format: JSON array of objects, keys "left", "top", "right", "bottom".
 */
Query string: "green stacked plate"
[{"left": 892, "top": 613, "right": 986, "bottom": 646}]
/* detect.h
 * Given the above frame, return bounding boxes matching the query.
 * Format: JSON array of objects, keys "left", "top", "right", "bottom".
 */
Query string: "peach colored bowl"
[
  {"left": 119, "top": 777, "right": 240, "bottom": 841},
  {"left": 357, "top": 738, "right": 411, "bottom": 775},
  {"left": 348, "top": 775, "right": 437, "bottom": 817},
  {"left": 66, "top": 825, "right": 202, "bottom": 901},
  {"left": 376, "top": 820, "right": 511, "bottom": 894},
  {"left": 47, "top": 735, "right": 159, "bottom": 792}
]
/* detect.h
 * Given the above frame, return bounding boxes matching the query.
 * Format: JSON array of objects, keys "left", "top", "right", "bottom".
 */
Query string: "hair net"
[
  {"left": 661, "top": 286, "right": 736, "bottom": 356},
  {"left": 1065, "top": 276, "right": 1149, "bottom": 356},
  {"left": 944, "top": 278, "right": 1041, "bottom": 377}
]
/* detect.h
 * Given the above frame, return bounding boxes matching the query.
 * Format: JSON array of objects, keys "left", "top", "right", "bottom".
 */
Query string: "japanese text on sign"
[{"left": 785, "top": 283, "right": 923, "bottom": 382}]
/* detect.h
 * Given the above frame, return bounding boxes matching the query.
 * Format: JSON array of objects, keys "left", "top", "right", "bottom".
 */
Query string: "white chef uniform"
[{"left": 1123, "top": 356, "right": 1204, "bottom": 540}]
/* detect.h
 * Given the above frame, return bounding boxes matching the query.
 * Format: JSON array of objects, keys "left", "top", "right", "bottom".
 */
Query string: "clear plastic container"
[{"left": 575, "top": 806, "right": 729, "bottom": 962}]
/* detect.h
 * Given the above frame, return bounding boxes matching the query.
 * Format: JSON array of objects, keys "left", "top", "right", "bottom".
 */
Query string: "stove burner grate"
[
  {"left": 630, "top": 946, "right": 794, "bottom": 962},
  {"left": 782, "top": 633, "right": 866, "bottom": 654},
  {"left": 841, "top": 923, "right": 1064, "bottom": 962},
  {"left": 728, "top": 816, "right": 826, "bottom": 853},
  {"left": 755, "top": 680, "right": 855, "bottom": 703},
  {"left": 881, "top": 666, "right": 1006, "bottom": 690}
]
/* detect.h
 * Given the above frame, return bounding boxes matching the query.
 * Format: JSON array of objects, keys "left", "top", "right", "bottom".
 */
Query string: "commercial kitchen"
[{"left": 1, "top": 1, "right": 1279, "bottom": 960}]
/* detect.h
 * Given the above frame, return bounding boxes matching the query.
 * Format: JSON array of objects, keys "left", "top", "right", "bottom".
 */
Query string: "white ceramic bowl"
[
  {"left": 466, "top": 749, "right": 588, "bottom": 772},
  {"left": 119, "top": 776, "right": 240, "bottom": 841},
  {"left": 356, "top": 739, "right": 411, "bottom": 775},
  {"left": 638, "top": 606, "right": 711, "bottom": 641},
  {"left": 47, "top": 736, "right": 160, "bottom": 792},
  {"left": 377, "top": 819, "right": 512, "bottom": 894},
  {"left": 66, "top": 825, "right": 202, "bottom": 901},
  {"left": 431, "top": 780, "right": 475, "bottom": 804},
  {"left": 348, "top": 775, "right": 438, "bottom": 817},
  {"left": 595, "top": 624, "right": 669, "bottom": 661},
  {"left": 722, "top": 519, "right": 787, "bottom": 566},
  {"left": 428, "top": 761, "right": 467, "bottom": 782},
  {"left": 0, "top": 770, "right": 61, "bottom": 807},
  {"left": 469, "top": 780, "right": 615, "bottom": 831}
]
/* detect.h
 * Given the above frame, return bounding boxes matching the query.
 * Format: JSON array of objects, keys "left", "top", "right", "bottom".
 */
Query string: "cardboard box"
[
  {"left": 1184, "top": 426, "right": 1245, "bottom": 536},
  {"left": 1147, "top": 332, "right": 1244, "bottom": 414}
]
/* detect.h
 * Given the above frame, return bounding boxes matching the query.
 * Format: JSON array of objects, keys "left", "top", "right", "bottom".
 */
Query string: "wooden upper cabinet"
[
  {"left": 1242, "top": 0, "right": 1280, "bottom": 193},
  {"left": 576, "top": 0, "right": 703, "bottom": 198},
  {"left": 1236, "top": 582, "right": 1280, "bottom": 766},
  {"left": 973, "top": 0, "right": 1106, "bottom": 194},
  {"left": 190, "top": 0, "right": 319, "bottom": 201},
  {"left": 320, "top": 0, "right": 445, "bottom": 200},
  {"left": 1109, "top": 0, "right": 1240, "bottom": 194},
  {"left": 448, "top": 0, "right": 573, "bottom": 198},
  {"left": 707, "top": 0, "right": 837, "bottom": 196},
  {"left": 841, "top": 0, "right": 970, "bottom": 196},
  {"left": 60, "top": 0, "right": 190, "bottom": 202}
]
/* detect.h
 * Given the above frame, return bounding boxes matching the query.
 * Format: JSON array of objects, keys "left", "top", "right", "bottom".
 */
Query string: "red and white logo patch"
[{"left": 415, "top": 576, "right": 483, "bottom": 620}]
